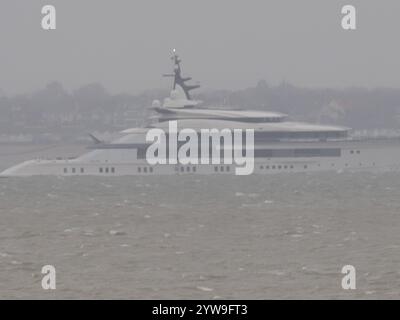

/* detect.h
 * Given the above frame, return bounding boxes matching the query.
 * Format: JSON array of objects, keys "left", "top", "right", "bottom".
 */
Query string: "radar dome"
[{"left": 151, "top": 100, "right": 161, "bottom": 108}]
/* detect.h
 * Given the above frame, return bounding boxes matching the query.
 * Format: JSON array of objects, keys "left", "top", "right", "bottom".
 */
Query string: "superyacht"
[{"left": 2, "top": 53, "right": 400, "bottom": 176}]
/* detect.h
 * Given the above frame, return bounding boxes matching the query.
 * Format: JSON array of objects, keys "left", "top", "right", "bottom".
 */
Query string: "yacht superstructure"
[{"left": 2, "top": 54, "right": 400, "bottom": 177}]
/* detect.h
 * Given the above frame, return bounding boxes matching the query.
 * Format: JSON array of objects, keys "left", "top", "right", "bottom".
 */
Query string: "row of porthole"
[
  {"left": 64, "top": 167, "right": 85, "bottom": 174},
  {"left": 175, "top": 166, "right": 197, "bottom": 173},
  {"left": 214, "top": 166, "right": 231, "bottom": 172},
  {"left": 99, "top": 167, "right": 115, "bottom": 173},
  {"left": 64, "top": 167, "right": 117, "bottom": 174},
  {"left": 137, "top": 166, "right": 154, "bottom": 173},
  {"left": 350, "top": 150, "right": 361, "bottom": 154},
  {"left": 259, "top": 164, "right": 298, "bottom": 170}
]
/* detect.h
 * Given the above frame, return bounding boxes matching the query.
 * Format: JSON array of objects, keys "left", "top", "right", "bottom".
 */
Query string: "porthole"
[
  {"left": 63, "top": 168, "right": 67, "bottom": 173},
  {"left": 226, "top": 166, "right": 230, "bottom": 172},
  {"left": 192, "top": 166, "right": 197, "bottom": 172},
  {"left": 260, "top": 165, "right": 264, "bottom": 169},
  {"left": 137, "top": 167, "right": 141, "bottom": 173},
  {"left": 220, "top": 166, "right": 224, "bottom": 172},
  {"left": 214, "top": 166, "right": 218, "bottom": 172},
  {"left": 180, "top": 167, "right": 184, "bottom": 172},
  {"left": 304, "top": 165, "right": 308, "bottom": 169},
  {"left": 284, "top": 165, "right": 288, "bottom": 169},
  {"left": 111, "top": 167, "right": 115, "bottom": 173},
  {"left": 278, "top": 165, "right": 282, "bottom": 169},
  {"left": 72, "top": 168, "right": 76, "bottom": 173},
  {"left": 356, "top": 150, "right": 360, "bottom": 154},
  {"left": 80, "top": 168, "right": 84, "bottom": 173},
  {"left": 149, "top": 167, "right": 153, "bottom": 173},
  {"left": 290, "top": 165, "right": 294, "bottom": 169},
  {"left": 143, "top": 167, "right": 148, "bottom": 173},
  {"left": 186, "top": 166, "right": 190, "bottom": 172},
  {"left": 350, "top": 150, "right": 354, "bottom": 154},
  {"left": 105, "top": 167, "right": 109, "bottom": 173},
  {"left": 272, "top": 165, "right": 276, "bottom": 169},
  {"left": 99, "top": 167, "right": 103, "bottom": 173}
]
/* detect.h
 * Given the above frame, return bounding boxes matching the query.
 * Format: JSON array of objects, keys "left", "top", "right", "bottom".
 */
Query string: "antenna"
[{"left": 162, "top": 50, "right": 200, "bottom": 100}]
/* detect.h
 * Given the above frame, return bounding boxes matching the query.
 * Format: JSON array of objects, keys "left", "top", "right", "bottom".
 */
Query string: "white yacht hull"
[{"left": 2, "top": 139, "right": 400, "bottom": 177}]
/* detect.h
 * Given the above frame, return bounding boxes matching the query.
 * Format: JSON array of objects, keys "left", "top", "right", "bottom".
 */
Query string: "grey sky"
[{"left": 1, "top": 0, "right": 399, "bottom": 95}]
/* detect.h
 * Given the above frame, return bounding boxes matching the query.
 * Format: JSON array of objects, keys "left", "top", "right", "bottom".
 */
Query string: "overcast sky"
[{"left": 1, "top": 0, "right": 400, "bottom": 95}]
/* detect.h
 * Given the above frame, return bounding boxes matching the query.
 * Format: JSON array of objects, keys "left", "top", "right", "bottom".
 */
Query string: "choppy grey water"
[{"left": 1, "top": 146, "right": 400, "bottom": 299}]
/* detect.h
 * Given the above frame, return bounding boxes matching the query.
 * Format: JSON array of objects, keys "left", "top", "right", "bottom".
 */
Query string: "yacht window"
[
  {"left": 260, "top": 165, "right": 264, "bottom": 169},
  {"left": 272, "top": 165, "right": 276, "bottom": 169},
  {"left": 214, "top": 166, "right": 218, "bottom": 172},
  {"left": 192, "top": 166, "right": 196, "bottom": 172},
  {"left": 290, "top": 165, "right": 294, "bottom": 169},
  {"left": 356, "top": 150, "right": 360, "bottom": 154},
  {"left": 105, "top": 167, "right": 109, "bottom": 173},
  {"left": 304, "top": 165, "right": 308, "bottom": 169},
  {"left": 350, "top": 150, "right": 354, "bottom": 154},
  {"left": 143, "top": 167, "right": 148, "bottom": 173},
  {"left": 111, "top": 167, "right": 115, "bottom": 173},
  {"left": 284, "top": 165, "right": 288, "bottom": 169},
  {"left": 149, "top": 167, "right": 153, "bottom": 173},
  {"left": 220, "top": 166, "right": 224, "bottom": 172},
  {"left": 226, "top": 166, "right": 230, "bottom": 172},
  {"left": 186, "top": 166, "right": 190, "bottom": 172},
  {"left": 80, "top": 168, "right": 84, "bottom": 173},
  {"left": 180, "top": 167, "right": 184, "bottom": 172},
  {"left": 64, "top": 168, "right": 67, "bottom": 173},
  {"left": 278, "top": 165, "right": 282, "bottom": 169},
  {"left": 72, "top": 168, "right": 76, "bottom": 173},
  {"left": 137, "top": 167, "right": 141, "bottom": 173},
  {"left": 99, "top": 167, "right": 103, "bottom": 173}
]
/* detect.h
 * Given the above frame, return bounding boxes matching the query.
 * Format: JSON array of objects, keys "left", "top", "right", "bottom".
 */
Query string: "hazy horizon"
[{"left": 1, "top": 0, "right": 400, "bottom": 95}]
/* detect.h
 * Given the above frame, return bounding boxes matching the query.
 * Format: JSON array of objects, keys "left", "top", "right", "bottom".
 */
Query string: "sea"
[{"left": 0, "top": 144, "right": 400, "bottom": 299}]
